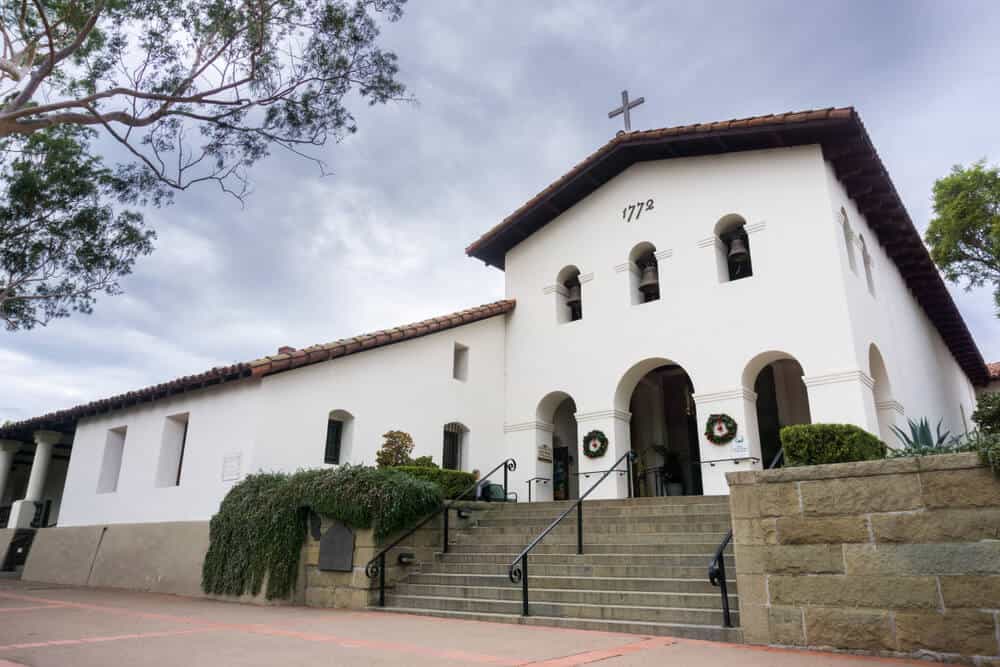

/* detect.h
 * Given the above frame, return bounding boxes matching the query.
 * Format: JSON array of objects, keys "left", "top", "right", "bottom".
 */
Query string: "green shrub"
[
  {"left": 375, "top": 430, "right": 415, "bottom": 467},
  {"left": 973, "top": 393, "right": 1000, "bottom": 436},
  {"left": 411, "top": 455, "right": 438, "bottom": 468},
  {"left": 395, "top": 466, "right": 477, "bottom": 499},
  {"left": 202, "top": 464, "right": 442, "bottom": 600},
  {"left": 781, "top": 423, "right": 886, "bottom": 466}
]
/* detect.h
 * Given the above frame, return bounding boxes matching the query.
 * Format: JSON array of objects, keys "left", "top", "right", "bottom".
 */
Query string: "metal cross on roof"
[{"left": 608, "top": 89, "right": 645, "bottom": 133}]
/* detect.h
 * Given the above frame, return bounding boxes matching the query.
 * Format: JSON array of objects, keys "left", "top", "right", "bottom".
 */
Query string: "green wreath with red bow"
[
  {"left": 704, "top": 414, "right": 738, "bottom": 445},
  {"left": 582, "top": 430, "right": 609, "bottom": 458}
]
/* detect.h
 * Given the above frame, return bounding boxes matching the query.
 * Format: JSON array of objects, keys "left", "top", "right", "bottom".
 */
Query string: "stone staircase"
[{"left": 376, "top": 495, "right": 740, "bottom": 641}]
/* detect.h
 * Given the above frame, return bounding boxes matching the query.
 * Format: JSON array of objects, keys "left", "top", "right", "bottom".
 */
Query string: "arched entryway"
[
  {"left": 616, "top": 359, "right": 702, "bottom": 497},
  {"left": 869, "top": 344, "right": 896, "bottom": 445},
  {"left": 743, "top": 351, "right": 812, "bottom": 467},
  {"left": 537, "top": 391, "right": 579, "bottom": 500}
]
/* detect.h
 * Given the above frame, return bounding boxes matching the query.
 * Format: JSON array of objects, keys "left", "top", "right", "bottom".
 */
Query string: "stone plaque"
[
  {"left": 537, "top": 443, "right": 553, "bottom": 462},
  {"left": 221, "top": 452, "right": 242, "bottom": 481},
  {"left": 318, "top": 520, "right": 355, "bottom": 572}
]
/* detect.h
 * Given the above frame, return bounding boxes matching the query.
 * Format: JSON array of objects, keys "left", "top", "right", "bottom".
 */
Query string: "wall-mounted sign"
[
  {"left": 537, "top": 443, "right": 553, "bottom": 462},
  {"left": 222, "top": 452, "right": 242, "bottom": 481},
  {"left": 731, "top": 435, "right": 749, "bottom": 458}
]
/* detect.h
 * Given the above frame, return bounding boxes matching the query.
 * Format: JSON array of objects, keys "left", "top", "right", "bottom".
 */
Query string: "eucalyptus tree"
[{"left": 0, "top": 0, "right": 408, "bottom": 329}]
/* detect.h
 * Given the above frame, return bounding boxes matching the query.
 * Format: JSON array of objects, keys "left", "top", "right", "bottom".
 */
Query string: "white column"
[
  {"left": 8, "top": 430, "right": 60, "bottom": 529},
  {"left": 802, "top": 370, "right": 878, "bottom": 435},
  {"left": 0, "top": 440, "right": 20, "bottom": 507},
  {"left": 693, "top": 387, "right": 762, "bottom": 496},
  {"left": 574, "top": 409, "right": 631, "bottom": 500},
  {"left": 876, "top": 400, "right": 906, "bottom": 448},
  {"left": 503, "top": 421, "right": 554, "bottom": 502}
]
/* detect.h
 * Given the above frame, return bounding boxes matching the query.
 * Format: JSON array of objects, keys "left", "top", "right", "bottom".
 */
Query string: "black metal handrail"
[
  {"left": 709, "top": 448, "right": 784, "bottom": 627},
  {"left": 365, "top": 457, "right": 516, "bottom": 607},
  {"left": 508, "top": 450, "right": 636, "bottom": 616},
  {"left": 525, "top": 477, "right": 550, "bottom": 503}
]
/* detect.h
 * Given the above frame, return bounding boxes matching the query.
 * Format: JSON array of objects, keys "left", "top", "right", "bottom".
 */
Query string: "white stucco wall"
[
  {"left": 501, "top": 145, "right": 867, "bottom": 496},
  {"left": 823, "top": 164, "right": 977, "bottom": 445},
  {"left": 50, "top": 143, "right": 984, "bottom": 523},
  {"left": 57, "top": 315, "right": 507, "bottom": 526}
]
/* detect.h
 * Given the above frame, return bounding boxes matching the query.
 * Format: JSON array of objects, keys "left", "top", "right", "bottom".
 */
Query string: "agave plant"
[{"left": 890, "top": 417, "right": 951, "bottom": 450}]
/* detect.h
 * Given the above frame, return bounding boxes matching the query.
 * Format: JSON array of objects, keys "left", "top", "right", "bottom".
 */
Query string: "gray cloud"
[{"left": 2, "top": 0, "right": 998, "bottom": 421}]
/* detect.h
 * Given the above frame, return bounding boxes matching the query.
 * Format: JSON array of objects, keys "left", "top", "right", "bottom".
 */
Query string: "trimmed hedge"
[
  {"left": 202, "top": 465, "right": 442, "bottom": 600},
  {"left": 395, "top": 466, "right": 478, "bottom": 499},
  {"left": 780, "top": 423, "right": 886, "bottom": 467}
]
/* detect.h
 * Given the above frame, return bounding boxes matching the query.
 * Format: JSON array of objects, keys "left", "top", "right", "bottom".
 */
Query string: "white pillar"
[
  {"left": 503, "top": 421, "right": 554, "bottom": 502},
  {"left": 574, "top": 409, "right": 631, "bottom": 500},
  {"left": 0, "top": 440, "right": 20, "bottom": 507},
  {"left": 693, "top": 387, "right": 762, "bottom": 496},
  {"left": 8, "top": 430, "right": 60, "bottom": 529},
  {"left": 802, "top": 370, "right": 878, "bottom": 434}
]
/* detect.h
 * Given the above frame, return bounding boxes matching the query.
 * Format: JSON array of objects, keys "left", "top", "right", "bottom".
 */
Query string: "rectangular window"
[
  {"left": 97, "top": 427, "right": 127, "bottom": 493},
  {"left": 156, "top": 413, "right": 189, "bottom": 487},
  {"left": 325, "top": 419, "right": 344, "bottom": 464},
  {"left": 453, "top": 343, "right": 469, "bottom": 381},
  {"left": 442, "top": 430, "right": 461, "bottom": 470}
]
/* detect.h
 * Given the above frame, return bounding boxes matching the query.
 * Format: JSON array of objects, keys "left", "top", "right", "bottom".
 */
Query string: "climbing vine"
[{"left": 201, "top": 464, "right": 442, "bottom": 600}]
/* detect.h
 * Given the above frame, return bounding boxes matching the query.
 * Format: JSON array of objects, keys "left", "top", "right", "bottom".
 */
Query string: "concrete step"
[
  {"left": 475, "top": 514, "right": 731, "bottom": 528},
  {"left": 418, "top": 561, "right": 717, "bottom": 578},
  {"left": 371, "top": 606, "right": 743, "bottom": 643},
  {"left": 445, "top": 542, "right": 733, "bottom": 555},
  {"left": 403, "top": 572, "right": 736, "bottom": 594},
  {"left": 393, "top": 582, "right": 739, "bottom": 610},
  {"left": 449, "top": 530, "right": 730, "bottom": 546},
  {"left": 385, "top": 593, "right": 739, "bottom": 627},
  {"left": 460, "top": 522, "right": 732, "bottom": 535},
  {"left": 436, "top": 552, "right": 734, "bottom": 568},
  {"left": 478, "top": 503, "right": 733, "bottom": 518}
]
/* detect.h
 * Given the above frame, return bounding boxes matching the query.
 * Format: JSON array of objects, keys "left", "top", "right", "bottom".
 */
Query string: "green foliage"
[
  {"left": 781, "top": 423, "right": 886, "bottom": 466},
  {"left": 925, "top": 161, "right": 1000, "bottom": 314},
  {"left": 411, "top": 455, "right": 438, "bottom": 468},
  {"left": 1, "top": 0, "right": 409, "bottom": 200},
  {"left": 890, "top": 417, "right": 951, "bottom": 450},
  {"left": 375, "top": 430, "right": 414, "bottom": 468},
  {"left": 973, "top": 392, "right": 1000, "bottom": 435},
  {"left": 201, "top": 464, "right": 441, "bottom": 600},
  {"left": 0, "top": 126, "right": 154, "bottom": 330},
  {"left": 969, "top": 431, "right": 1000, "bottom": 475},
  {"left": 394, "top": 466, "right": 477, "bottom": 499}
]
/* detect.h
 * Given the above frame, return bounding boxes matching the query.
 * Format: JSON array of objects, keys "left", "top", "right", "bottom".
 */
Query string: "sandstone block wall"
[{"left": 728, "top": 452, "right": 1000, "bottom": 665}]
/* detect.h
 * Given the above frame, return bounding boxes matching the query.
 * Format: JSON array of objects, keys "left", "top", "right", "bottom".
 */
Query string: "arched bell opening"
[
  {"left": 628, "top": 242, "right": 660, "bottom": 305},
  {"left": 714, "top": 214, "right": 753, "bottom": 282},
  {"left": 537, "top": 391, "right": 579, "bottom": 500},
  {"left": 743, "top": 351, "right": 811, "bottom": 466},
  {"left": 616, "top": 359, "right": 701, "bottom": 497},
  {"left": 555, "top": 265, "right": 582, "bottom": 323}
]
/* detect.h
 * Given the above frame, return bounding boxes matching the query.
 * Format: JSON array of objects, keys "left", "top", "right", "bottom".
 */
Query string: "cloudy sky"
[{"left": 3, "top": 0, "right": 1000, "bottom": 422}]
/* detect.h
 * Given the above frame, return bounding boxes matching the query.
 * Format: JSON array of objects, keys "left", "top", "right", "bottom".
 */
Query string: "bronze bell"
[
  {"left": 727, "top": 236, "right": 749, "bottom": 263},
  {"left": 566, "top": 283, "right": 582, "bottom": 307},
  {"left": 638, "top": 263, "right": 659, "bottom": 298}
]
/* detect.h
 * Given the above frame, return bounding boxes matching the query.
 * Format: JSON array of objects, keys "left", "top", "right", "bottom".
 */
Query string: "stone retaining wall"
[{"left": 728, "top": 452, "right": 1000, "bottom": 665}]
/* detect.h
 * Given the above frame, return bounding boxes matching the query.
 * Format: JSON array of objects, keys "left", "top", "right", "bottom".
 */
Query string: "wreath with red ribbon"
[
  {"left": 582, "top": 430, "right": 609, "bottom": 458},
  {"left": 704, "top": 414, "right": 738, "bottom": 445}
]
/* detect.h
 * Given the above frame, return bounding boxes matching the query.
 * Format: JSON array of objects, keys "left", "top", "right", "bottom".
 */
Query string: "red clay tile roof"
[
  {"left": 0, "top": 300, "right": 515, "bottom": 441},
  {"left": 988, "top": 362, "right": 1000, "bottom": 381},
  {"left": 466, "top": 107, "right": 988, "bottom": 386}
]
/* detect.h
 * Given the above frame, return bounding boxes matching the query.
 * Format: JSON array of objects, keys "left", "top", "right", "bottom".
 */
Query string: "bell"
[
  {"left": 638, "top": 263, "right": 659, "bottom": 299},
  {"left": 566, "top": 283, "right": 582, "bottom": 307},
  {"left": 727, "top": 236, "right": 749, "bottom": 263}
]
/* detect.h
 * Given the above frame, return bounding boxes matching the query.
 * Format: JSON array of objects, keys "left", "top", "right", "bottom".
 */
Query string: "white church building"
[{"left": 0, "top": 107, "right": 989, "bottom": 532}]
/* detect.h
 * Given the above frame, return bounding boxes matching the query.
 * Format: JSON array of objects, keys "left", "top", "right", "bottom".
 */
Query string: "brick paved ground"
[{"left": 0, "top": 579, "right": 957, "bottom": 666}]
